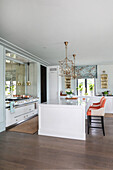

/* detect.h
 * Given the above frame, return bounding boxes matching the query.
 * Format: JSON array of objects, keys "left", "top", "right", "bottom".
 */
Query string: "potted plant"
[
  {"left": 84, "top": 93, "right": 88, "bottom": 96},
  {"left": 76, "top": 83, "right": 83, "bottom": 96},
  {"left": 10, "top": 84, "right": 15, "bottom": 97},
  {"left": 103, "top": 91, "right": 108, "bottom": 96},
  {"left": 89, "top": 84, "right": 94, "bottom": 96},
  {"left": 66, "top": 90, "right": 73, "bottom": 98}
]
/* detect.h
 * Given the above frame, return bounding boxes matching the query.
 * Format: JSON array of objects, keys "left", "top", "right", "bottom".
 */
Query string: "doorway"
[{"left": 41, "top": 65, "right": 47, "bottom": 103}]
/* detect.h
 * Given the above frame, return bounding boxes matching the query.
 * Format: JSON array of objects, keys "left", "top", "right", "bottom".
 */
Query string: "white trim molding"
[
  {"left": 0, "top": 37, "right": 49, "bottom": 66},
  {"left": 0, "top": 45, "right": 5, "bottom": 132}
]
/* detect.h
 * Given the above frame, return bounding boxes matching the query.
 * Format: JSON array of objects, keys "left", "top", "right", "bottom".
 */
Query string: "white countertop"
[
  {"left": 60, "top": 95, "right": 113, "bottom": 99},
  {"left": 6, "top": 98, "right": 39, "bottom": 108},
  {"left": 40, "top": 98, "right": 90, "bottom": 106}
]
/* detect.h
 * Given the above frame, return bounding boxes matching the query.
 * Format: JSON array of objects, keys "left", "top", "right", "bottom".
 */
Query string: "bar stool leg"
[
  {"left": 101, "top": 116, "right": 105, "bottom": 136},
  {"left": 87, "top": 116, "right": 90, "bottom": 134},
  {"left": 90, "top": 116, "right": 91, "bottom": 125}
]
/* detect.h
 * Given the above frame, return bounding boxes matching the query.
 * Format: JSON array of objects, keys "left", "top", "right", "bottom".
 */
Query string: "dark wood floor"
[{"left": 0, "top": 117, "right": 113, "bottom": 170}]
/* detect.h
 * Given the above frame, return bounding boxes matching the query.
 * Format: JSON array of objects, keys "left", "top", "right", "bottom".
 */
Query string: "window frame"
[{"left": 77, "top": 78, "right": 96, "bottom": 96}]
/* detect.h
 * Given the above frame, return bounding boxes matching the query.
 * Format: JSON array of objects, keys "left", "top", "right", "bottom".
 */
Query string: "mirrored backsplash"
[{"left": 5, "top": 60, "right": 25, "bottom": 97}]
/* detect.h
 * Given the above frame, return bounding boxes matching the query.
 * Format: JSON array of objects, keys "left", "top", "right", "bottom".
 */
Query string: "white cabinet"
[
  {"left": 6, "top": 102, "right": 38, "bottom": 127},
  {"left": 105, "top": 98, "right": 113, "bottom": 113},
  {"left": 47, "top": 66, "right": 62, "bottom": 101}
]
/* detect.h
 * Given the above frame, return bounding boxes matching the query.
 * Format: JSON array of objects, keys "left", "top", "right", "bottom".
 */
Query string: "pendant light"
[
  {"left": 17, "top": 64, "right": 21, "bottom": 86},
  {"left": 59, "top": 42, "right": 77, "bottom": 78},
  {"left": 26, "top": 62, "right": 31, "bottom": 86},
  {"left": 59, "top": 42, "right": 74, "bottom": 77}
]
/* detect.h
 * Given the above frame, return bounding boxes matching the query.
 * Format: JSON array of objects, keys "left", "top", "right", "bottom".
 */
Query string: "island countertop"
[{"left": 40, "top": 98, "right": 90, "bottom": 106}]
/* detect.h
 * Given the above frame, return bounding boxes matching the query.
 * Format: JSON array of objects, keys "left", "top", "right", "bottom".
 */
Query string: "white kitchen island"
[{"left": 38, "top": 98, "right": 87, "bottom": 140}]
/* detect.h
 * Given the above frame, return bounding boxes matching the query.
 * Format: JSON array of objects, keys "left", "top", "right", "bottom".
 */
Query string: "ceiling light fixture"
[
  {"left": 6, "top": 53, "right": 11, "bottom": 57},
  {"left": 6, "top": 60, "right": 10, "bottom": 63},
  {"left": 59, "top": 42, "right": 77, "bottom": 78},
  {"left": 17, "top": 64, "right": 21, "bottom": 86},
  {"left": 26, "top": 62, "right": 31, "bottom": 86}
]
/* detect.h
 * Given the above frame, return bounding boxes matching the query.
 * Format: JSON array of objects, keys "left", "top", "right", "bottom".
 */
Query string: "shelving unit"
[
  {"left": 65, "top": 76, "right": 71, "bottom": 89},
  {"left": 101, "top": 71, "right": 108, "bottom": 89}
]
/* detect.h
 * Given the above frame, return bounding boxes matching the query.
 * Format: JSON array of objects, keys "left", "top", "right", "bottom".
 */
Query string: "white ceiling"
[{"left": 0, "top": 0, "right": 113, "bottom": 65}]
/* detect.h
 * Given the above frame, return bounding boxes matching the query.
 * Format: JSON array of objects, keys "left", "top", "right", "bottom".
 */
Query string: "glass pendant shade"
[
  {"left": 17, "top": 81, "right": 21, "bottom": 86},
  {"left": 17, "top": 64, "right": 22, "bottom": 86},
  {"left": 26, "top": 62, "right": 31, "bottom": 86},
  {"left": 26, "top": 81, "right": 31, "bottom": 86}
]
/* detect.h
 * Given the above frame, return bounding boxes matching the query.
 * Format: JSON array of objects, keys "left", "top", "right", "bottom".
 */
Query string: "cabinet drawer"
[
  {"left": 24, "top": 104, "right": 35, "bottom": 113},
  {"left": 6, "top": 103, "right": 37, "bottom": 127},
  {"left": 28, "top": 110, "right": 37, "bottom": 117},
  {"left": 14, "top": 106, "right": 26, "bottom": 116}
]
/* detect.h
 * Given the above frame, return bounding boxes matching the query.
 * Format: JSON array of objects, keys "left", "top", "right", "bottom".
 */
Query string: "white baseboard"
[{"left": 38, "top": 128, "right": 86, "bottom": 141}]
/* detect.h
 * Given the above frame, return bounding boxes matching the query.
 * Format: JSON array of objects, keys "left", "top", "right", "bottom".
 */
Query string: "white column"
[
  {"left": 0, "top": 45, "right": 5, "bottom": 132},
  {"left": 37, "top": 62, "right": 41, "bottom": 103},
  {"left": 47, "top": 66, "right": 59, "bottom": 101}
]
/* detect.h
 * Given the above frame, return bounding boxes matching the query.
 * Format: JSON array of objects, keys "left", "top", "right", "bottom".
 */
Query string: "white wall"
[
  {"left": 0, "top": 45, "right": 5, "bottom": 132},
  {"left": 96, "top": 65, "right": 113, "bottom": 95},
  {"left": 60, "top": 64, "right": 113, "bottom": 95},
  {"left": 61, "top": 77, "right": 77, "bottom": 95}
]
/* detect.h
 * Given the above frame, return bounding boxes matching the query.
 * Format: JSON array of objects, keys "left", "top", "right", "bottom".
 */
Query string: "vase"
[
  {"left": 67, "top": 94, "right": 71, "bottom": 98},
  {"left": 80, "top": 91, "right": 82, "bottom": 96},
  {"left": 11, "top": 90, "right": 13, "bottom": 98},
  {"left": 90, "top": 91, "right": 93, "bottom": 96}
]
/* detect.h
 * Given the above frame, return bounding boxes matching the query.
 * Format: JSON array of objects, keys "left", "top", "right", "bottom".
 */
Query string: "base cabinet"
[{"left": 6, "top": 102, "right": 38, "bottom": 127}]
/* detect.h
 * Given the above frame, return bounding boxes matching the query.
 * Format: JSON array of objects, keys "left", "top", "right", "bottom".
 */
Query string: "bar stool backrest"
[
  {"left": 100, "top": 96, "right": 105, "bottom": 106},
  {"left": 101, "top": 98, "right": 106, "bottom": 108},
  {"left": 100, "top": 96, "right": 105, "bottom": 103}
]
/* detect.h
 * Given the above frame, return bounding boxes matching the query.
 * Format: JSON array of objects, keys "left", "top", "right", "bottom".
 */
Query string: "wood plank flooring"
[{"left": 0, "top": 117, "right": 113, "bottom": 169}]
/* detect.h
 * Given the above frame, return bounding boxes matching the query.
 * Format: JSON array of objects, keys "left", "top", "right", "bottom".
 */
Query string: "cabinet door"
[
  {"left": 6, "top": 103, "right": 38, "bottom": 127},
  {"left": 6, "top": 109, "right": 12, "bottom": 127},
  {"left": 49, "top": 71, "right": 58, "bottom": 100}
]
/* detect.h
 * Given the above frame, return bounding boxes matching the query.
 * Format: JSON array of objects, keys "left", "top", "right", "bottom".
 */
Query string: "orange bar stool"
[
  {"left": 90, "top": 96, "right": 105, "bottom": 108},
  {"left": 87, "top": 97, "right": 106, "bottom": 136}
]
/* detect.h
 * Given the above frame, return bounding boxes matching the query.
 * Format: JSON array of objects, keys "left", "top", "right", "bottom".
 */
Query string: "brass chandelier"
[{"left": 59, "top": 42, "right": 77, "bottom": 79}]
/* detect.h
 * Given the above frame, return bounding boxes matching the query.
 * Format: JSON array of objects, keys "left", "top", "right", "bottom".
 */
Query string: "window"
[
  {"left": 5, "top": 81, "right": 10, "bottom": 96},
  {"left": 77, "top": 78, "right": 95, "bottom": 96},
  {"left": 78, "top": 79, "right": 85, "bottom": 96},
  {"left": 87, "top": 78, "right": 94, "bottom": 96},
  {"left": 12, "top": 81, "right": 16, "bottom": 95},
  {"left": 5, "top": 81, "right": 16, "bottom": 96}
]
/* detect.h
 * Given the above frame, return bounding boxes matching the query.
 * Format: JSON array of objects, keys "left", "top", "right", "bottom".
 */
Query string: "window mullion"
[{"left": 85, "top": 79, "right": 87, "bottom": 93}]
